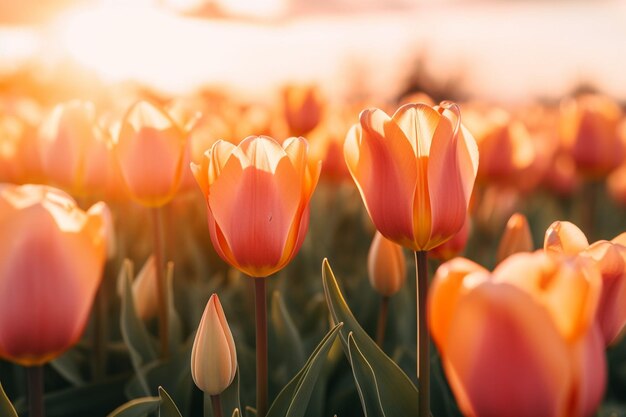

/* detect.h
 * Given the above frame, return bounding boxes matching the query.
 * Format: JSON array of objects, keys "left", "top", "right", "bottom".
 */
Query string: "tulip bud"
[
  {"left": 496, "top": 213, "right": 533, "bottom": 263},
  {"left": 368, "top": 232, "right": 406, "bottom": 296},
  {"left": 544, "top": 220, "right": 589, "bottom": 255},
  {"left": 191, "top": 294, "right": 237, "bottom": 395},
  {"left": 132, "top": 256, "right": 158, "bottom": 321}
]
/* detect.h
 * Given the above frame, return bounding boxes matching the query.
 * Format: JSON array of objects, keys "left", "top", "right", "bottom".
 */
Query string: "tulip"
[
  {"left": 282, "top": 84, "right": 324, "bottom": 137},
  {"left": 429, "top": 251, "right": 605, "bottom": 417},
  {"left": 114, "top": 100, "right": 187, "bottom": 207},
  {"left": 545, "top": 222, "right": 626, "bottom": 346},
  {"left": 132, "top": 256, "right": 158, "bottom": 321},
  {"left": 559, "top": 94, "right": 623, "bottom": 178},
  {"left": 0, "top": 184, "right": 107, "bottom": 366},
  {"left": 496, "top": 213, "right": 533, "bottom": 263},
  {"left": 191, "top": 135, "right": 320, "bottom": 278},
  {"left": 192, "top": 135, "right": 320, "bottom": 417},
  {"left": 344, "top": 101, "right": 478, "bottom": 251},
  {"left": 368, "top": 231, "right": 406, "bottom": 297},
  {"left": 191, "top": 294, "right": 237, "bottom": 395},
  {"left": 38, "top": 101, "right": 112, "bottom": 198}
]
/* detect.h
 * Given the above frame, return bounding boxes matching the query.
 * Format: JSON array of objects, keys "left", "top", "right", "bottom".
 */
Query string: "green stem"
[
  {"left": 27, "top": 365, "right": 44, "bottom": 417},
  {"left": 254, "top": 278, "right": 268, "bottom": 417},
  {"left": 151, "top": 207, "right": 169, "bottom": 359},
  {"left": 210, "top": 394, "right": 223, "bottom": 417},
  {"left": 375, "top": 296, "right": 390, "bottom": 348},
  {"left": 416, "top": 250, "right": 430, "bottom": 417}
]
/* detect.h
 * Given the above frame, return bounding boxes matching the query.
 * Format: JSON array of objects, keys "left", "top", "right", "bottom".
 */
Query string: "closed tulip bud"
[
  {"left": 0, "top": 184, "right": 107, "bottom": 366},
  {"left": 191, "top": 135, "right": 320, "bottom": 278},
  {"left": 282, "top": 85, "right": 324, "bottom": 137},
  {"left": 368, "top": 232, "right": 406, "bottom": 296},
  {"left": 38, "top": 101, "right": 112, "bottom": 197},
  {"left": 344, "top": 101, "right": 479, "bottom": 251},
  {"left": 132, "top": 256, "right": 158, "bottom": 321},
  {"left": 496, "top": 213, "right": 533, "bottom": 263},
  {"left": 429, "top": 251, "right": 605, "bottom": 417},
  {"left": 191, "top": 294, "right": 237, "bottom": 395},
  {"left": 544, "top": 220, "right": 589, "bottom": 255},
  {"left": 115, "top": 101, "right": 187, "bottom": 207}
]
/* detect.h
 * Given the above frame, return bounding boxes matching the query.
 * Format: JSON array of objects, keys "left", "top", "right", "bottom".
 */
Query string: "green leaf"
[
  {"left": 266, "top": 322, "right": 343, "bottom": 417},
  {"left": 322, "top": 259, "right": 419, "bottom": 415},
  {"left": 119, "top": 260, "right": 157, "bottom": 395},
  {"left": 106, "top": 396, "right": 160, "bottom": 417},
  {"left": 158, "top": 387, "right": 182, "bottom": 417},
  {"left": 271, "top": 291, "right": 305, "bottom": 373},
  {"left": 347, "top": 333, "right": 385, "bottom": 417},
  {"left": 231, "top": 409, "right": 241, "bottom": 417},
  {"left": 244, "top": 406, "right": 257, "bottom": 417},
  {"left": 0, "top": 382, "right": 18, "bottom": 417}
]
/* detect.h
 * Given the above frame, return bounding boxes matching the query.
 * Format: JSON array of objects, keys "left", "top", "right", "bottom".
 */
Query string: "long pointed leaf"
[
  {"left": 266, "top": 323, "right": 343, "bottom": 417},
  {"left": 347, "top": 333, "right": 386, "bottom": 417},
  {"left": 158, "top": 387, "right": 182, "bottom": 417},
  {"left": 322, "top": 259, "right": 419, "bottom": 415},
  {"left": 0, "top": 383, "right": 17, "bottom": 417},
  {"left": 106, "top": 396, "right": 160, "bottom": 417}
]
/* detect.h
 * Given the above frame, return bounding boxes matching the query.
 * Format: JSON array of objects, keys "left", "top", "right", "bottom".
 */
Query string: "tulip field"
[{"left": 1, "top": 2, "right": 626, "bottom": 417}]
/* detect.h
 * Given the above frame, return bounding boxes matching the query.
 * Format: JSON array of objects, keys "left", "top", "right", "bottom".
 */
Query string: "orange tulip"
[
  {"left": 191, "top": 135, "right": 320, "bottom": 277},
  {"left": 191, "top": 294, "right": 237, "bottom": 395},
  {"left": 344, "top": 101, "right": 478, "bottom": 251},
  {"left": 429, "top": 251, "right": 605, "bottom": 417},
  {"left": 559, "top": 94, "right": 623, "bottom": 178},
  {"left": 368, "top": 231, "right": 406, "bottom": 296},
  {"left": 38, "top": 101, "right": 112, "bottom": 198},
  {"left": 0, "top": 184, "right": 107, "bottom": 366},
  {"left": 114, "top": 100, "right": 187, "bottom": 207},
  {"left": 496, "top": 213, "right": 533, "bottom": 263},
  {"left": 282, "top": 84, "right": 324, "bottom": 137}
]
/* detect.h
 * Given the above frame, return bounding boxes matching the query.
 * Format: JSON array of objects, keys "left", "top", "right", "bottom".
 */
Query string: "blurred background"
[{"left": 1, "top": 0, "right": 626, "bottom": 105}]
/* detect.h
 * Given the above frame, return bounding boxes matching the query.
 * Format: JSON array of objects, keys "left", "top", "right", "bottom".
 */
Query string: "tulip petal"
[
  {"left": 544, "top": 221, "right": 589, "bottom": 255},
  {"left": 392, "top": 103, "right": 441, "bottom": 157},
  {"left": 569, "top": 323, "right": 607, "bottom": 417},
  {"left": 426, "top": 110, "right": 468, "bottom": 249},
  {"left": 444, "top": 282, "right": 572, "bottom": 417},
  {"left": 345, "top": 109, "right": 417, "bottom": 246},
  {"left": 428, "top": 257, "right": 488, "bottom": 349}
]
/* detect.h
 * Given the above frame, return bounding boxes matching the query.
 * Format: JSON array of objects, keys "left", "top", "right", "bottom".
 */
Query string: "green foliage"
[
  {"left": 0, "top": 383, "right": 18, "bottom": 417},
  {"left": 322, "top": 259, "right": 420, "bottom": 416}
]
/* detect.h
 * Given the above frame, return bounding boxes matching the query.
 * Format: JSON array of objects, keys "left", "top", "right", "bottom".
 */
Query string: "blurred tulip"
[
  {"left": 543, "top": 152, "right": 580, "bottom": 197},
  {"left": 282, "top": 85, "right": 324, "bottom": 137},
  {"left": 0, "top": 184, "right": 107, "bottom": 366},
  {"left": 132, "top": 256, "right": 158, "bottom": 321},
  {"left": 608, "top": 163, "right": 626, "bottom": 206},
  {"left": 496, "top": 213, "right": 533, "bottom": 263},
  {"left": 38, "top": 101, "right": 112, "bottom": 198},
  {"left": 430, "top": 217, "right": 471, "bottom": 262},
  {"left": 581, "top": 240, "right": 626, "bottom": 346},
  {"left": 344, "top": 101, "right": 479, "bottom": 251},
  {"left": 191, "top": 294, "right": 237, "bottom": 395},
  {"left": 114, "top": 101, "right": 187, "bottom": 207},
  {"left": 560, "top": 94, "right": 623, "bottom": 178},
  {"left": 429, "top": 251, "right": 605, "bottom": 417},
  {"left": 544, "top": 220, "right": 589, "bottom": 255},
  {"left": 368, "top": 231, "right": 406, "bottom": 296},
  {"left": 191, "top": 135, "right": 320, "bottom": 277}
]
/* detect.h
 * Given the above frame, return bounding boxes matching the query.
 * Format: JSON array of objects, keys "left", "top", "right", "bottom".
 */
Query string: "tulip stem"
[
  {"left": 376, "top": 296, "right": 390, "bottom": 348},
  {"left": 210, "top": 394, "right": 223, "bottom": 417},
  {"left": 27, "top": 365, "right": 45, "bottom": 417},
  {"left": 151, "top": 207, "right": 169, "bottom": 359},
  {"left": 415, "top": 250, "right": 430, "bottom": 417},
  {"left": 254, "top": 278, "right": 268, "bottom": 417}
]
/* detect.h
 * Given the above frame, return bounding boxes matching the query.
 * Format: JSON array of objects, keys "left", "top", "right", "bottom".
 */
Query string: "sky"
[{"left": 0, "top": 0, "right": 624, "bottom": 104}]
